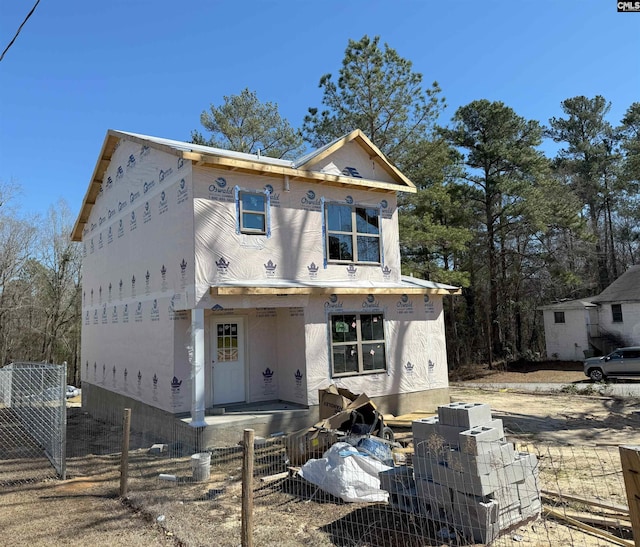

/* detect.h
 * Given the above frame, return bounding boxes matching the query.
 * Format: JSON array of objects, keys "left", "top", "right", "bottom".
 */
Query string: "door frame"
[{"left": 208, "top": 315, "right": 248, "bottom": 406}]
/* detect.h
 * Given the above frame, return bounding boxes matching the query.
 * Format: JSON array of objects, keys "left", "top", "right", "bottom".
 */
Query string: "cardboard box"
[
  {"left": 286, "top": 426, "right": 338, "bottom": 466},
  {"left": 318, "top": 384, "right": 359, "bottom": 420}
]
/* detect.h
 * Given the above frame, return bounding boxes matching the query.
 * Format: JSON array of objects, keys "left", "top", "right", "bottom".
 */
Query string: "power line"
[{"left": 0, "top": 0, "right": 42, "bottom": 63}]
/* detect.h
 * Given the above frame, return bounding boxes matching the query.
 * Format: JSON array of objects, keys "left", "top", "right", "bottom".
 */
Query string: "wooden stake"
[
  {"left": 620, "top": 445, "right": 640, "bottom": 547},
  {"left": 242, "top": 429, "right": 255, "bottom": 547},
  {"left": 119, "top": 408, "right": 131, "bottom": 497}
]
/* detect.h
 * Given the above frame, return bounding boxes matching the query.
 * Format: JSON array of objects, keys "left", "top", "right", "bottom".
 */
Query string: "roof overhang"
[{"left": 210, "top": 285, "right": 461, "bottom": 297}]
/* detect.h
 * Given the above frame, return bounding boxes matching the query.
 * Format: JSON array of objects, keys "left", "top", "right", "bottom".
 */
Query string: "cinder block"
[
  {"left": 446, "top": 441, "right": 515, "bottom": 475},
  {"left": 379, "top": 465, "right": 415, "bottom": 495},
  {"left": 516, "top": 473, "right": 540, "bottom": 505},
  {"left": 498, "top": 505, "right": 523, "bottom": 529},
  {"left": 459, "top": 426, "right": 505, "bottom": 455},
  {"left": 491, "top": 484, "right": 520, "bottom": 508},
  {"left": 438, "top": 402, "right": 493, "bottom": 429},
  {"left": 433, "top": 464, "right": 504, "bottom": 497},
  {"left": 451, "top": 490, "right": 500, "bottom": 543},
  {"left": 389, "top": 486, "right": 420, "bottom": 513},
  {"left": 413, "top": 456, "right": 449, "bottom": 482},
  {"left": 415, "top": 476, "right": 452, "bottom": 508},
  {"left": 521, "top": 498, "right": 541, "bottom": 520},
  {"left": 413, "top": 417, "right": 467, "bottom": 448}
]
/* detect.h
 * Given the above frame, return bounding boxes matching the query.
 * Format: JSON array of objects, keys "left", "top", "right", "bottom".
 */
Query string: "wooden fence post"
[
  {"left": 119, "top": 408, "right": 132, "bottom": 497},
  {"left": 242, "top": 428, "right": 255, "bottom": 547},
  {"left": 620, "top": 445, "right": 640, "bottom": 547}
]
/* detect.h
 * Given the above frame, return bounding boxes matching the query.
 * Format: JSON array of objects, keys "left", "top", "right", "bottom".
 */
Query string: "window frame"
[
  {"left": 238, "top": 190, "right": 268, "bottom": 235},
  {"left": 553, "top": 311, "right": 565, "bottom": 324},
  {"left": 611, "top": 303, "right": 623, "bottom": 323},
  {"left": 325, "top": 202, "right": 381, "bottom": 264},
  {"left": 329, "top": 312, "right": 387, "bottom": 377}
]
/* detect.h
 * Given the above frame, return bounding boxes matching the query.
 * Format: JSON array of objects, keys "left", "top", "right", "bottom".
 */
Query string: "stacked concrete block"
[{"left": 410, "top": 402, "right": 541, "bottom": 544}]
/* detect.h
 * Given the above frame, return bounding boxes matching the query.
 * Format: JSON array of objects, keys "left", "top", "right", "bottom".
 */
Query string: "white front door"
[{"left": 211, "top": 317, "right": 246, "bottom": 405}]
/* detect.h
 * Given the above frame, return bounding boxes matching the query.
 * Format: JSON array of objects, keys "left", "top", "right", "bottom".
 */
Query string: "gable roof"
[
  {"left": 591, "top": 265, "right": 640, "bottom": 303},
  {"left": 537, "top": 299, "right": 597, "bottom": 311},
  {"left": 71, "top": 129, "right": 416, "bottom": 241}
]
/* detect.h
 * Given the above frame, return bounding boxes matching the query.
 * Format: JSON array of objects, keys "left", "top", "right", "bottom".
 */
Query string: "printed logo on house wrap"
[
  {"left": 379, "top": 199, "right": 393, "bottom": 219},
  {"left": 145, "top": 270, "right": 151, "bottom": 295},
  {"left": 143, "top": 201, "right": 151, "bottom": 223},
  {"left": 381, "top": 265, "right": 392, "bottom": 280},
  {"left": 143, "top": 180, "right": 155, "bottom": 194},
  {"left": 216, "top": 256, "right": 230, "bottom": 275},
  {"left": 98, "top": 233, "right": 103, "bottom": 249},
  {"left": 123, "top": 303, "right": 129, "bottom": 323},
  {"left": 363, "top": 294, "right": 380, "bottom": 309},
  {"left": 177, "top": 157, "right": 184, "bottom": 169},
  {"left": 134, "top": 301, "right": 143, "bottom": 322},
  {"left": 397, "top": 294, "right": 414, "bottom": 315},
  {"left": 93, "top": 309, "right": 98, "bottom": 324},
  {"left": 159, "top": 168, "right": 173, "bottom": 182},
  {"left": 346, "top": 264, "right": 357, "bottom": 279},
  {"left": 150, "top": 299, "right": 160, "bottom": 321},
  {"left": 177, "top": 178, "right": 189, "bottom": 204},
  {"left": 107, "top": 226, "right": 113, "bottom": 244},
  {"left": 301, "top": 189, "right": 321, "bottom": 211},
  {"left": 262, "top": 368, "right": 277, "bottom": 397},
  {"left": 208, "top": 177, "right": 234, "bottom": 202},
  {"left": 264, "top": 259, "right": 277, "bottom": 278},
  {"left": 140, "top": 145, "right": 150, "bottom": 161},
  {"left": 307, "top": 262, "right": 319, "bottom": 279},
  {"left": 127, "top": 154, "right": 136, "bottom": 169},
  {"left": 130, "top": 211, "right": 137, "bottom": 231},
  {"left": 264, "top": 184, "right": 280, "bottom": 206},
  {"left": 325, "top": 294, "right": 343, "bottom": 309},
  {"left": 112, "top": 305, "right": 118, "bottom": 323},
  {"left": 345, "top": 195, "right": 353, "bottom": 205},
  {"left": 405, "top": 361, "right": 415, "bottom": 373},
  {"left": 159, "top": 191, "right": 168, "bottom": 214},
  {"left": 118, "top": 219, "right": 124, "bottom": 238}
]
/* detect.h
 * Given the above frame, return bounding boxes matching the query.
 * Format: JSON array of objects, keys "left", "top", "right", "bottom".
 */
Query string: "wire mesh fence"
[
  {"left": 1, "top": 397, "right": 635, "bottom": 546},
  {"left": 0, "top": 362, "right": 66, "bottom": 481}
]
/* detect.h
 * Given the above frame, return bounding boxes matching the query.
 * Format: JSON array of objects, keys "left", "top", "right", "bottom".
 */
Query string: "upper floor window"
[
  {"left": 330, "top": 312, "right": 386, "bottom": 376},
  {"left": 326, "top": 204, "right": 380, "bottom": 263},
  {"left": 554, "top": 311, "right": 565, "bottom": 324},
  {"left": 611, "top": 304, "right": 623, "bottom": 323},
  {"left": 239, "top": 192, "right": 267, "bottom": 235}
]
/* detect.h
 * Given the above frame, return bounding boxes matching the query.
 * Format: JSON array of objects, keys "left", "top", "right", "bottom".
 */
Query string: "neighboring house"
[
  {"left": 72, "top": 129, "right": 460, "bottom": 433},
  {"left": 539, "top": 265, "right": 640, "bottom": 361}
]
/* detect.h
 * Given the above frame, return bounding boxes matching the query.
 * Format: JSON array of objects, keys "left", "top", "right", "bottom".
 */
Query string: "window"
[
  {"left": 612, "top": 304, "right": 623, "bottom": 323},
  {"left": 554, "top": 311, "right": 565, "bottom": 324},
  {"left": 330, "top": 313, "right": 386, "bottom": 376},
  {"left": 326, "top": 204, "right": 380, "bottom": 263},
  {"left": 239, "top": 192, "right": 266, "bottom": 234}
]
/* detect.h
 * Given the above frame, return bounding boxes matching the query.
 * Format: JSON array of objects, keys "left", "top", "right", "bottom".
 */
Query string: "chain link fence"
[{"left": 0, "top": 362, "right": 66, "bottom": 481}]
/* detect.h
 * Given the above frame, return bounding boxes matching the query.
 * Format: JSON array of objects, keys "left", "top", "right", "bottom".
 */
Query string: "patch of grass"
[{"left": 559, "top": 384, "right": 597, "bottom": 396}]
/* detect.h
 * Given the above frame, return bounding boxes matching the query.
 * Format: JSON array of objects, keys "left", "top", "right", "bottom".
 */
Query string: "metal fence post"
[
  {"left": 120, "top": 408, "right": 132, "bottom": 497},
  {"left": 242, "top": 428, "right": 255, "bottom": 547}
]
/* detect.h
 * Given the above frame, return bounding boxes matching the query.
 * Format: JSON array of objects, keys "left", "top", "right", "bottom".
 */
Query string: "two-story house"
[
  {"left": 539, "top": 265, "right": 640, "bottom": 361},
  {"left": 72, "top": 129, "right": 460, "bottom": 434}
]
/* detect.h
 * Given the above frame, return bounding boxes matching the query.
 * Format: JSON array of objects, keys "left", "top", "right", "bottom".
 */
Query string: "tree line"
[{"left": 2, "top": 35, "right": 637, "bottom": 375}]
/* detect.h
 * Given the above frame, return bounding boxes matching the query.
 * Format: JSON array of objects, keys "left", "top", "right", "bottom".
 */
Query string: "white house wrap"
[{"left": 72, "top": 129, "right": 460, "bottom": 427}]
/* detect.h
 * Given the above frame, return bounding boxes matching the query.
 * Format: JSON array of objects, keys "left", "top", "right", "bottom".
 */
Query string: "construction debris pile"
[{"left": 380, "top": 402, "right": 541, "bottom": 543}]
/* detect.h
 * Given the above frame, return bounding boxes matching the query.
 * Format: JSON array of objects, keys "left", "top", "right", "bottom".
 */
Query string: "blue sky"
[{"left": 1, "top": 0, "right": 638, "bottom": 220}]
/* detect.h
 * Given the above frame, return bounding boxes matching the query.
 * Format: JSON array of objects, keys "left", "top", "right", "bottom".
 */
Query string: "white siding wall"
[
  {"left": 543, "top": 308, "right": 590, "bottom": 361},
  {"left": 597, "top": 302, "right": 640, "bottom": 346}
]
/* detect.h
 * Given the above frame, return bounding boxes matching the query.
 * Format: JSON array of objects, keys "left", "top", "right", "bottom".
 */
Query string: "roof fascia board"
[{"left": 71, "top": 132, "right": 119, "bottom": 241}]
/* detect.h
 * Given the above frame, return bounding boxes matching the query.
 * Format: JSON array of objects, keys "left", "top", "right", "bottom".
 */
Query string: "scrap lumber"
[
  {"left": 384, "top": 411, "right": 435, "bottom": 428},
  {"left": 541, "top": 488, "right": 629, "bottom": 514},
  {"left": 544, "top": 507, "right": 634, "bottom": 547}
]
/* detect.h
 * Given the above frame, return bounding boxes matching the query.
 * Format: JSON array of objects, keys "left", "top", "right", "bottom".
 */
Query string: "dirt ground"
[{"left": 1, "top": 365, "right": 638, "bottom": 546}]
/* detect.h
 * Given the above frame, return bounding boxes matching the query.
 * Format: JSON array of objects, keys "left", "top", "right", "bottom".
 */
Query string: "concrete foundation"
[{"left": 82, "top": 383, "right": 450, "bottom": 449}]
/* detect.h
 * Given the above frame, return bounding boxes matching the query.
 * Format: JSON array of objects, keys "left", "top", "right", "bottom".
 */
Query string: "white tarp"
[{"left": 299, "top": 442, "right": 392, "bottom": 503}]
